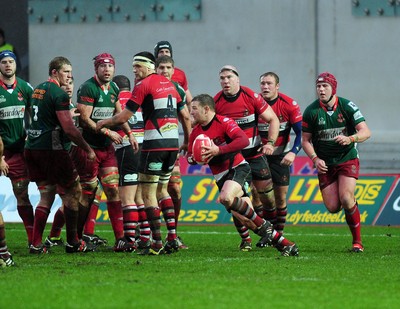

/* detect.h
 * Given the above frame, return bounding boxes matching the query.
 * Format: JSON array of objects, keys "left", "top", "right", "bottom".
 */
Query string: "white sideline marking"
[{"left": 8, "top": 228, "right": 397, "bottom": 238}]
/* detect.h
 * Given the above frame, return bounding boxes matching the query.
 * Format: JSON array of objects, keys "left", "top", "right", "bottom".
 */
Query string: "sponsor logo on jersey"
[
  {"left": 156, "top": 86, "right": 175, "bottom": 93},
  {"left": 27, "top": 129, "right": 42, "bottom": 138},
  {"left": 32, "top": 88, "right": 46, "bottom": 100},
  {"left": 235, "top": 114, "right": 254, "bottom": 125},
  {"left": 318, "top": 127, "right": 345, "bottom": 141},
  {"left": 160, "top": 122, "right": 178, "bottom": 133},
  {"left": 92, "top": 107, "right": 115, "bottom": 120},
  {"left": 348, "top": 101, "right": 359, "bottom": 111},
  {"left": 0, "top": 106, "right": 25, "bottom": 119},
  {"left": 353, "top": 110, "right": 363, "bottom": 121},
  {"left": 318, "top": 117, "right": 325, "bottom": 125}
]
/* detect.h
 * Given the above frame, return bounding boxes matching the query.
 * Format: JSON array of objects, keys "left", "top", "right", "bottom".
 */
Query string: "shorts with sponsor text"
[
  {"left": 115, "top": 144, "right": 141, "bottom": 186},
  {"left": 138, "top": 150, "right": 178, "bottom": 176}
]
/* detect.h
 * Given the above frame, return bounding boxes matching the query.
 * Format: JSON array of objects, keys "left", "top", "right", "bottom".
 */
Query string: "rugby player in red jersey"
[
  {"left": 155, "top": 55, "right": 191, "bottom": 249},
  {"left": 187, "top": 93, "right": 299, "bottom": 256},
  {"left": 214, "top": 65, "right": 280, "bottom": 250},
  {"left": 252, "top": 72, "right": 303, "bottom": 234},
  {"left": 154, "top": 41, "right": 193, "bottom": 103},
  {"left": 97, "top": 51, "right": 191, "bottom": 255},
  {"left": 154, "top": 41, "right": 193, "bottom": 249}
]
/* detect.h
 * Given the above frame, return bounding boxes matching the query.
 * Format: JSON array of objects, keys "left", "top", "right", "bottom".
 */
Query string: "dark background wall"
[{"left": 0, "top": 0, "right": 29, "bottom": 81}]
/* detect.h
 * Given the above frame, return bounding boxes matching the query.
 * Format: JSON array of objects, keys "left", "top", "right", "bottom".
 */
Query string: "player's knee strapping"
[
  {"left": 257, "top": 187, "right": 274, "bottom": 200},
  {"left": 81, "top": 179, "right": 98, "bottom": 196},
  {"left": 168, "top": 174, "right": 182, "bottom": 198},
  {"left": 11, "top": 178, "right": 30, "bottom": 193},
  {"left": 100, "top": 171, "right": 119, "bottom": 189},
  {"left": 169, "top": 173, "right": 182, "bottom": 184},
  {"left": 92, "top": 185, "right": 104, "bottom": 207},
  {"left": 37, "top": 183, "right": 56, "bottom": 194},
  {"left": 159, "top": 172, "right": 172, "bottom": 185}
]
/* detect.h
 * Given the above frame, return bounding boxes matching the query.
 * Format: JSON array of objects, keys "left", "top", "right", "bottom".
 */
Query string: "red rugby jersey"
[
  {"left": 188, "top": 114, "right": 248, "bottom": 180},
  {"left": 258, "top": 92, "right": 302, "bottom": 155},
  {"left": 171, "top": 67, "right": 188, "bottom": 91},
  {"left": 214, "top": 86, "right": 269, "bottom": 160},
  {"left": 126, "top": 74, "right": 183, "bottom": 152},
  {"left": 115, "top": 90, "right": 144, "bottom": 147}
]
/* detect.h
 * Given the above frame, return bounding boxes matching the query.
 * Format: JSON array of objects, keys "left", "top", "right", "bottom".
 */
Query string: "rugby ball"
[{"left": 192, "top": 134, "right": 212, "bottom": 165}]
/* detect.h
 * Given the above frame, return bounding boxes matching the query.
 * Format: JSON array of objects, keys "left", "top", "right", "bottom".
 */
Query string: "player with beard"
[
  {"left": 72, "top": 53, "right": 137, "bottom": 252},
  {"left": 97, "top": 51, "right": 189, "bottom": 255},
  {"left": 0, "top": 50, "right": 35, "bottom": 247}
]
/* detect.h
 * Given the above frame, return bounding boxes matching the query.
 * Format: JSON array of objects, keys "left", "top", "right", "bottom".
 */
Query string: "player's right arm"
[
  {"left": 57, "top": 110, "right": 95, "bottom": 161},
  {"left": 0, "top": 135, "right": 9, "bottom": 175},
  {"left": 301, "top": 131, "right": 327, "bottom": 174}
]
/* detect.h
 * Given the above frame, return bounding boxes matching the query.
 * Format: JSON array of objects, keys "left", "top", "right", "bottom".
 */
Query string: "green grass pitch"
[{"left": 1, "top": 223, "right": 399, "bottom": 308}]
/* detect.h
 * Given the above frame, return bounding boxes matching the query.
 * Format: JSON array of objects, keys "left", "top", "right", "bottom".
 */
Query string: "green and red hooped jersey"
[
  {"left": 77, "top": 77, "right": 119, "bottom": 149},
  {"left": 25, "top": 80, "right": 71, "bottom": 150},
  {"left": 302, "top": 97, "right": 366, "bottom": 166},
  {"left": 0, "top": 77, "right": 33, "bottom": 151}
]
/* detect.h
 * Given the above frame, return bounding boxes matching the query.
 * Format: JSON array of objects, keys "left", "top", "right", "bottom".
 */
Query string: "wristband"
[
  {"left": 104, "top": 129, "right": 109, "bottom": 136},
  {"left": 349, "top": 136, "right": 355, "bottom": 143},
  {"left": 266, "top": 139, "right": 275, "bottom": 146},
  {"left": 312, "top": 156, "right": 319, "bottom": 163},
  {"left": 128, "top": 130, "right": 134, "bottom": 136}
]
